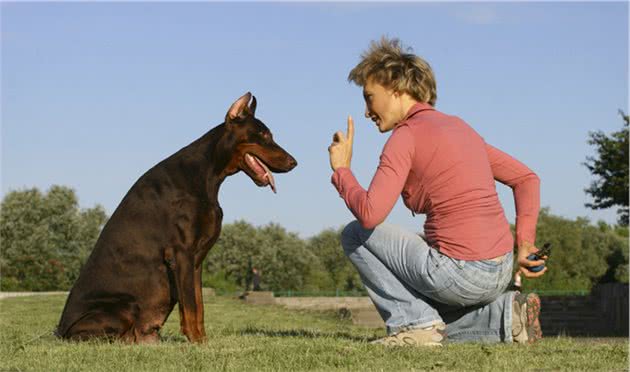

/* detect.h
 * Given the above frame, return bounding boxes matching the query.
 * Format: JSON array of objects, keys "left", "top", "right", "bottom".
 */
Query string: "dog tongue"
[
  {"left": 265, "top": 171, "right": 276, "bottom": 193},
  {"left": 247, "top": 154, "right": 276, "bottom": 193}
]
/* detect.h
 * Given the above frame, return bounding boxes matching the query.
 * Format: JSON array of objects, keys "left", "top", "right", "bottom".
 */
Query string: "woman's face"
[{"left": 363, "top": 79, "right": 403, "bottom": 133}]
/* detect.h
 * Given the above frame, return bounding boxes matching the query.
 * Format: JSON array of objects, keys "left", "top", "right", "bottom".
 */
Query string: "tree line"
[
  {"left": 205, "top": 209, "right": 628, "bottom": 294},
  {"left": 1, "top": 186, "right": 627, "bottom": 293}
]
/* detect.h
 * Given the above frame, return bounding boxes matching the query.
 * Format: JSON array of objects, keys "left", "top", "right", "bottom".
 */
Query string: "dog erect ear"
[
  {"left": 226, "top": 92, "right": 252, "bottom": 122},
  {"left": 249, "top": 96, "right": 257, "bottom": 116}
]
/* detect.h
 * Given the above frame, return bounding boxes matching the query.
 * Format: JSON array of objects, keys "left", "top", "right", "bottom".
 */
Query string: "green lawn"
[{"left": 1, "top": 294, "right": 627, "bottom": 371}]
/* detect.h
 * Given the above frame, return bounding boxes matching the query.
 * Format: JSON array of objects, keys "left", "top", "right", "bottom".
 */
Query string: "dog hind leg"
[
  {"left": 64, "top": 309, "right": 135, "bottom": 342},
  {"left": 62, "top": 297, "right": 141, "bottom": 342}
]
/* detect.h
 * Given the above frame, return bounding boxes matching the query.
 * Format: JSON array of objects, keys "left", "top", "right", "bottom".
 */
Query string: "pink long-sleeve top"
[{"left": 332, "top": 103, "right": 540, "bottom": 260}]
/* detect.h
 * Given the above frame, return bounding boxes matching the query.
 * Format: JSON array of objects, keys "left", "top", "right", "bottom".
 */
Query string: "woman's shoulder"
[
  {"left": 398, "top": 109, "right": 449, "bottom": 133},
  {"left": 401, "top": 110, "right": 483, "bottom": 146},
  {"left": 413, "top": 109, "right": 476, "bottom": 131}
]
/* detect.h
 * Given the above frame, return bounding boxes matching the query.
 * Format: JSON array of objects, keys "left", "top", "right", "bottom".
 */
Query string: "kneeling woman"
[{"left": 328, "top": 37, "right": 546, "bottom": 346}]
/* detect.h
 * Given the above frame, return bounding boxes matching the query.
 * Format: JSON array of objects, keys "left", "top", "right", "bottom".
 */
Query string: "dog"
[{"left": 55, "top": 93, "right": 297, "bottom": 343}]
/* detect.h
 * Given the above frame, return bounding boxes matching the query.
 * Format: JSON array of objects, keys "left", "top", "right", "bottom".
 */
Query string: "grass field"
[{"left": 0, "top": 294, "right": 627, "bottom": 371}]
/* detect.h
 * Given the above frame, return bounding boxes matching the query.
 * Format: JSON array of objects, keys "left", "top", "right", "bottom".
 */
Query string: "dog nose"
[{"left": 287, "top": 156, "right": 298, "bottom": 169}]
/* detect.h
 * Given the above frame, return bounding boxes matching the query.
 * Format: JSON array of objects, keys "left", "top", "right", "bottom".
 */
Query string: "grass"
[{"left": 0, "top": 294, "right": 627, "bottom": 371}]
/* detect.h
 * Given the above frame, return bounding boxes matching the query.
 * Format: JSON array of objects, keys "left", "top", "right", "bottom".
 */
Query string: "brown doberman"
[{"left": 55, "top": 93, "right": 297, "bottom": 343}]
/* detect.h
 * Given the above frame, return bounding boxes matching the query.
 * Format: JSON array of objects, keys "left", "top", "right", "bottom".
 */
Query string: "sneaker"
[
  {"left": 370, "top": 323, "right": 446, "bottom": 347},
  {"left": 512, "top": 292, "right": 543, "bottom": 343}
]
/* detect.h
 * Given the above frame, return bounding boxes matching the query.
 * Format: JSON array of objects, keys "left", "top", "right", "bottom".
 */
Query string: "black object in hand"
[{"left": 526, "top": 243, "right": 551, "bottom": 273}]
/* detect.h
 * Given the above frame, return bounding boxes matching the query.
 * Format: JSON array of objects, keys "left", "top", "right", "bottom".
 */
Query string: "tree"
[
  {"left": 0, "top": 186, "right": 108, "bottom": 291},
  {"left": 584, "top": 110, "right": 629, "bottom": 225},
  {"left": 307, "top": 227, "right": 364, "bottom": 292},
  {"left": 204, "top": 221, "right": 316, "bottom": 292},
  {"left": 255, "top": 223, "right": 314, "bottom": 291},
  {"left": 203, "top": 220, "right": 260, "bottom": 291}
]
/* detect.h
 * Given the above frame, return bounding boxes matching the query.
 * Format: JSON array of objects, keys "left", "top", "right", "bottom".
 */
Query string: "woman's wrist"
[{"left": 517, "top": 241, "right": 535, "bottom": 252}]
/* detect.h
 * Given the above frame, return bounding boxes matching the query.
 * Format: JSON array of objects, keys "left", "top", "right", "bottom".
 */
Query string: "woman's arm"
[
  {"left": 485, "top": 143, "right": 546, "bottom": 277},
  {"left": 331, "top": 125, "right": 415, "bottom": 229}
]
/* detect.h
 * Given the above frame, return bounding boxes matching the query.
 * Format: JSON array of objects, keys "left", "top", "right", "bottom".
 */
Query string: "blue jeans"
[{"left": 341, "top": 221, "right": 516, "bottom": 343}]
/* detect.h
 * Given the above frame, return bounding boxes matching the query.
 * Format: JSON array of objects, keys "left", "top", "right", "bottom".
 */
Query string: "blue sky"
[{"left": 2, "top": 2, "right": 628, "bottom": 238}]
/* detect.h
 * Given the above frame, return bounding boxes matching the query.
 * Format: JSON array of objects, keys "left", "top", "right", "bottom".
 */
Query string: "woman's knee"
[{"left": 340, "top": 220, "right": 367, "bottom": 254}]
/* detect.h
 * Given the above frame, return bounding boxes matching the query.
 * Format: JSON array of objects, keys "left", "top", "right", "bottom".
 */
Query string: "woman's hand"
[
  {"left": 328, "top": 116, "right": 354, "bottom": 171},
  {"left": 516, "top": 241, "right": 548, "bottom": 279}
]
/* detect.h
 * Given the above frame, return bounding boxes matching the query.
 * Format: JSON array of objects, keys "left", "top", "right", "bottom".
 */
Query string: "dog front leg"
[
  {"left": 173, "top": 252, "right": 206, "bottom": 343},
  {"left": 194, "top": 266, "right": 206, "bottom": 339}
]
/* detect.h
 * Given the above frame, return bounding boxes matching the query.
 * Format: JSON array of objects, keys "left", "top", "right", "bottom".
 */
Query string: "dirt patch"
[
  {"left": 274, "top": 296, "right": 374, "bottom": 310},
  {"left": 274, "top": 296, "right": 384, "bottom": 328}
]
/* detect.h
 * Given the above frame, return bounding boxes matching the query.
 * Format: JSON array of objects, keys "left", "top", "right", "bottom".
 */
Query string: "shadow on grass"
[{"left": 238, "top": 326, "right": 370, "bottom": 342}]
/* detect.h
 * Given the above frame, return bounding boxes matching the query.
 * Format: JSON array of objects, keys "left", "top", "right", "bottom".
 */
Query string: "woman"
[{"left": 328, "top": 37, "right": 547, "bottom": 346}]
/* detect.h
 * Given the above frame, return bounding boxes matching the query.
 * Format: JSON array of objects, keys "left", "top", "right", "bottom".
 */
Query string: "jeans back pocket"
[{"left": 416, "top": 248, "right": 455, "bottom": 296}]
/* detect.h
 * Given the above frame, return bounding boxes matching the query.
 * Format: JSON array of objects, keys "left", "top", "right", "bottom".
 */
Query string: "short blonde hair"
[{"left": 348, "top": 37, "right": 437, "bottom": 106}]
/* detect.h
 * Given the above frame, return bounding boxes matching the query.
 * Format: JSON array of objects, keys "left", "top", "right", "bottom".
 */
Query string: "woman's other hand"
[{"left": 516, "top": 241, "right": 548, "bottom": 279}]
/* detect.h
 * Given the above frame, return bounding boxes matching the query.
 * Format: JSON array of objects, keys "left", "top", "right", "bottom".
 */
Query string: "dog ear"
[
  {"left": 249, "top": 96, "right": 257, "bottom": 116},
  {"left": 225, "top": 92, "right": 252, "bottom": 122}
]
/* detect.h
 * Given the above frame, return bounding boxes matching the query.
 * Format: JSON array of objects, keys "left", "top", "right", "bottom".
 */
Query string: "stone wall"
[
  {"left": 539, "top": 283, "right": 628, "bottom": 337},
  {"left": 271, "top": 283, "right": 629, "bottom": 335}
]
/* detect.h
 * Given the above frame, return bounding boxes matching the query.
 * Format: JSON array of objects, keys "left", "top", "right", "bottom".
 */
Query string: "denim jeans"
[{"left": 341, "top": 221, "right": 516, "bottom": 343}]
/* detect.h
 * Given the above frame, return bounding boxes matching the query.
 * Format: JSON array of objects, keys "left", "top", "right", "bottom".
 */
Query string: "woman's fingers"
[
  {"left": 333, "top": 131, "right": 344, "bottom": 143},
  {"left": 519, "top": 265, "right": 548, "bottom": 278},
  {"left": 347, "top": 115, "right": 354, "bottom": 143}
]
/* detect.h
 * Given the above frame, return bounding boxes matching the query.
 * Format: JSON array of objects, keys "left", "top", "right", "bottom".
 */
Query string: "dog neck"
[{"left": 183, "top": 123, "right": 241, "bottom": 199}]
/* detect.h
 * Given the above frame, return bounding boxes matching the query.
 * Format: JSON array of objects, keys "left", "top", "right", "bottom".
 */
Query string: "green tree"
[
  {"left": 0, "top": 186, "right": 108, "bottom": 291},
  {"left": 307, "top": 227, "right": 364, "bottom": 292},
  {"left": 256, "top": 223, "right": 314, "bottom": 291},
  {"left": 203, "top": 220, "right": 261, "bottom": 292},
  {"left": 204, "top": 221, "right": 316, "bottom": 292},
  {"left": 584, "top": 110, "right": 629, "bottom": 225}
]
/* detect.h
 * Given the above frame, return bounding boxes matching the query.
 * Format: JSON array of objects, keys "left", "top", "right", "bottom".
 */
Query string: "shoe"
[
  {"left": 370, "top": 323, "right": 446, "bottom": 347},
  {"left": 512, "top": 292, "right": 543, "bottom": 343}
]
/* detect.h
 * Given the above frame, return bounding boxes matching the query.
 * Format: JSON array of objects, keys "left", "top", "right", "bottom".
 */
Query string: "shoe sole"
[{"left": 525, "top": 293, "right": 542, "bottom": 343}]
